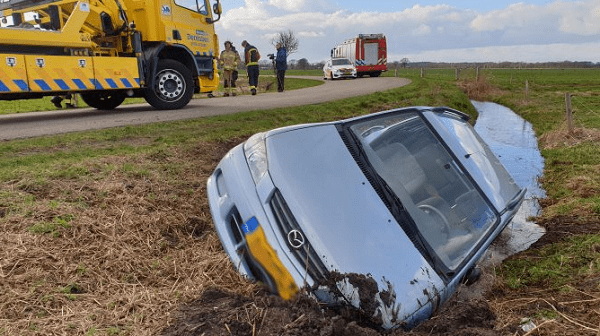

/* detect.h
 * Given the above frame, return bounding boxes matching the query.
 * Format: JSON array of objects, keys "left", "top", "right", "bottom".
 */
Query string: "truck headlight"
[{"left": 244, "top": 132, "right": 268, "bottom": 184}]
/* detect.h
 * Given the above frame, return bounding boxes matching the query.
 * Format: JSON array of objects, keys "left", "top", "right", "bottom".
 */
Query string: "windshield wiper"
[
  {"left": 340, "top": 125, "right": 439, "bottom": 273},
  {"left": 344, "top": 128, "right": 405, "bottom": 220}
]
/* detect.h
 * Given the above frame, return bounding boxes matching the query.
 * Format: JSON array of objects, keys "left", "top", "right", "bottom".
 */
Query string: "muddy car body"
[
  {"left": 207, "top": 106, "right": 525, "bottom": 329},
  {"left": 323, "top": 58, "right": 357, "bottom": 79}
]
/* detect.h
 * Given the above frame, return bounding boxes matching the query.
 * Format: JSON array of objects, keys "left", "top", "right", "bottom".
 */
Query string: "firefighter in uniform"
[
  {"left": 241, "top": 40, "right": 260, "bottom": 95},
  {"left": 219, "top": 41, "right": 241, "bottom": 96}
]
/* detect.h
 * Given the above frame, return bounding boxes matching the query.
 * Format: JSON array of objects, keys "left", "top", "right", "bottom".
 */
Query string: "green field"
[{"left": 1, "top": 68, "right": 599, "bottom": 335}]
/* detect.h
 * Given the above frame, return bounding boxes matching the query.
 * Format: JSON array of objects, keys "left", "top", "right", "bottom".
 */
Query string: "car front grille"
[{"left": 269, "top": 189, "right": 329, "bottom": 283}]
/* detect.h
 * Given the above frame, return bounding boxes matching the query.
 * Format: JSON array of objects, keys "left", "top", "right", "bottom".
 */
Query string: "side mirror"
[
  {"left": 213, "top": 2, "right": 222, "bottom": 15},
  {"left": 207, "top": 1, "right": 222, "bottom": 23}
]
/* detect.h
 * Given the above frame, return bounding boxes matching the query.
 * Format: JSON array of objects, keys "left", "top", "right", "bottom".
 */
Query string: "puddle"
[{"left": 471, "top": 101, "right": 546, "bottom": 262}]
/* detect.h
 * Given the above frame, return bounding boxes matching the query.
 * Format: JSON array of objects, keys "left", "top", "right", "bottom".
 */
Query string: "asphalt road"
[{"left": 0, "top": 76, "right": 410, "bottom": 141}]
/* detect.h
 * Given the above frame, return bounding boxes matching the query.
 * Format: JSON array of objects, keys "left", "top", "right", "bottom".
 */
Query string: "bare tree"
[{"left": 271, "top": 30, "right": 299, "bottom": 55}]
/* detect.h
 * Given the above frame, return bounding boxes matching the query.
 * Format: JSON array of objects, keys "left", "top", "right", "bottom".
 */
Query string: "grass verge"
[
  {"left": 2, "top": 68, "right": 600, "bottom": 335},
  {"left": 0, "top": 73, "right": 472, "bottom": 335},
  {"left": 453, "top": 67, "right": 600, "bottom": 335}
]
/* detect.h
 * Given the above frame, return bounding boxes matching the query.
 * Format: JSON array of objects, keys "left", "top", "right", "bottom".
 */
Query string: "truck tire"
[
  {"left": 80, "top": 91, "right": 126, "bottom": 110},
  {"left": 144, "top": 59, "right": 194, "bottom": 110}
]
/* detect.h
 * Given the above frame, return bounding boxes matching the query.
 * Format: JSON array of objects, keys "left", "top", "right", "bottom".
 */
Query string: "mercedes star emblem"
[{"left": 287, "top": 229, "right": 305, "bottom": 249}]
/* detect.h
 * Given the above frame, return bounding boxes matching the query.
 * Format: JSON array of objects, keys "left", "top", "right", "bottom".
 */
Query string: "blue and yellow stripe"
[{"left": 0, "top": 54, "right": 140, "bottom": 93}]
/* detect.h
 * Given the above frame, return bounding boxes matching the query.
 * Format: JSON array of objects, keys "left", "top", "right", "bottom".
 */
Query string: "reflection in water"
[{"left": 472, "top": 101, "right": 546, "bottom": 262}]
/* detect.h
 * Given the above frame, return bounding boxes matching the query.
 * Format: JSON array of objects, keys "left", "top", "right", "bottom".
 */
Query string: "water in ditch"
[{"left": 472, "top": 101, "right": 546, "bottom": 263}]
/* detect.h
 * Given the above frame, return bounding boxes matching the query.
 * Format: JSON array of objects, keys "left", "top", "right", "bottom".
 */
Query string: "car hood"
[{"left": 265, "top": 124, "right": 445, "bottom": 327}]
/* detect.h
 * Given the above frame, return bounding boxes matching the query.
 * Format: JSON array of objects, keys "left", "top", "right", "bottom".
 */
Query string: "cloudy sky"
[{"left": 216, "top": 0, "right": 600, "bottom": 64}]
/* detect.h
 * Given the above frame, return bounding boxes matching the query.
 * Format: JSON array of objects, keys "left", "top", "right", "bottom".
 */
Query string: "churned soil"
[
  {"left": 161, "top": 213, "right": 600, "bottom": 336},
  {"left": 162, "top": 279, "right": 502, "bottom": 336}
]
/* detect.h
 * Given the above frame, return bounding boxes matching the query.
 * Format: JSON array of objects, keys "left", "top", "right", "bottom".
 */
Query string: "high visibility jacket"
[
  {"left": 244, "top": 44, "right": 261, "bottom": 66},
  {"left": 220, "top": 50, "right": 240, "bottom": 71}
]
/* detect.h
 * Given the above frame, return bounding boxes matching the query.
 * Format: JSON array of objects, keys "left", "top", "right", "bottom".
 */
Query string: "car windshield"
[
  {"left": 332, "top": 59, "right": 352, "bottom": 66},
  {"left": 349, "top": 112, "right": 497, "bottom": 270}
]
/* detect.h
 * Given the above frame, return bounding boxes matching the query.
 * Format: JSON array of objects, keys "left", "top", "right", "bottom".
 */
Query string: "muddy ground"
[
  {"left": 2, "top": 138, "right": 599, "bottom": 335},
  {"left": 161, "top": 220, "right": 600, "bottom": 336}
]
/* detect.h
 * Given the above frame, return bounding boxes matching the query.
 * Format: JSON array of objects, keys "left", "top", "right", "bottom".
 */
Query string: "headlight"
[{"left": 244, "top": 132, "right": 268, "bottom": 184}]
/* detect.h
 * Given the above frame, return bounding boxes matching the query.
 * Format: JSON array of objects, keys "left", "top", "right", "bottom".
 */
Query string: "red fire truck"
[{"left": 331, "top": 34, "right": 387, "bottom": 77}]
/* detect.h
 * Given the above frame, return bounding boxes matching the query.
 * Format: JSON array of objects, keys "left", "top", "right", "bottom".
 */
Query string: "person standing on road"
[
  {"left": 219, "top": 41, "right": 241, "bottom": 96},
  {"left": 275, "top": 43, "right": 287, "bottom": 92},
  {"left": 241, "top": 40, "right": 260, "bottom": 95}
]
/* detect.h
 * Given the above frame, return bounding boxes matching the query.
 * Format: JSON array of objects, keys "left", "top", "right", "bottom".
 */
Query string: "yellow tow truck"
[{"left": 0, "top": 0, "right": 221, "bottom": 110}]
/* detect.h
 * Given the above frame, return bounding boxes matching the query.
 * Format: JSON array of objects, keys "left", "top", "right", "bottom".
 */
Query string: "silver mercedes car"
[{"left": 207, "top": 106, "right": 525, "bottom": 329}]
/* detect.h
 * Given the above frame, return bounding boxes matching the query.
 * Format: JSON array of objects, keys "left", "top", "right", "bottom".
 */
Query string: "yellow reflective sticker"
[{"left": 244, "top": 218, "right": 298, "bottom": 300}]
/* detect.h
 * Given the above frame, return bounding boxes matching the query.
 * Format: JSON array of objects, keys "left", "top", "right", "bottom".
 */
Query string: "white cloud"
[
  {"left": 403, "top": 42, "right": 600, "bottom": 63},
  {"left": 268, "top": 0, "right": 306, "bottom": 12},
  {"left": 469, "top": 3, "right": 538, "bottom": 32},
  {"left": 469, "top": 1, "right": 600, "bottom": 36},
  {"left": 216, "top": 0, "right": 600, "bottom": 63},
  {"left": 413, "top": 24, "right": 432, "bottom": 36},
  {"left": 555, "top": 0, "right": 600, "bottom": 35},
  {"left": 298, "top": 31, "right": 326, "bottom": 37}
]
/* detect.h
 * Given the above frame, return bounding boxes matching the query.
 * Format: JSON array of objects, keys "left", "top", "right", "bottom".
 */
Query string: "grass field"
[{"left": 1, "top": 68, "right": 600, "bottom": 335}]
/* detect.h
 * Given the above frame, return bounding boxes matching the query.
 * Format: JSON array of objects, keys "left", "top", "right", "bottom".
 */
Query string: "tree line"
[{"left": 261, "top": 59, "right": 600, "bottom": 71}]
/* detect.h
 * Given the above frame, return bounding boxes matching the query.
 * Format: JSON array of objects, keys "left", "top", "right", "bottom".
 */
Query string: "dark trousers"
[
  {"left": 276, "top": 70, "right": 285, "bottom": 92},
  {"left": 247, "top": 65, "right": 259, "bottom": 89}
]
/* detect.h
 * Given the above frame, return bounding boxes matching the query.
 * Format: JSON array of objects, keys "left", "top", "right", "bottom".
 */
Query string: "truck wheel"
[
  {"left": 144, "top": 59, "right": 194, "bottom": 110},
  {"left": 80, "top": 91, "right": 126, "bottom": 110}
]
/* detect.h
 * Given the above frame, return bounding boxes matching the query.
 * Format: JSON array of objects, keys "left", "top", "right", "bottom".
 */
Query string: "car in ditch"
[
  {"left": 323, "top": 57, "right": 357, "bottom": 80},
  {"left": 206, "top": 106, "right": 525, "bottom": 330}
]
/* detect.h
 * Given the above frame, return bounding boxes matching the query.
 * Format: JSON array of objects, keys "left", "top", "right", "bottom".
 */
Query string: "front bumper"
[
  {"left": 332, "top": 71, "right": 357, "bottom": 79},
  {"left": 206, "top": 144, "right": 302, "bottom": 299}
]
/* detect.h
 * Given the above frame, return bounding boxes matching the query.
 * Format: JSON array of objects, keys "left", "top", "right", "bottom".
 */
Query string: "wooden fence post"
[
  {"left": 525, "top": 80, "right": 529, "bottom": 99},
  {"left": 455, "top": 68, "right": 460, "bottom": 80},
  {"left": 420, "top": 68, "right": 424, "bottom": 78},
  {"left": 566, "top": 92, "right": 573, "bottom": 135}
]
